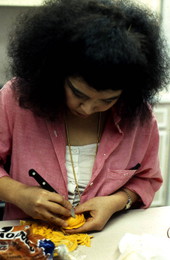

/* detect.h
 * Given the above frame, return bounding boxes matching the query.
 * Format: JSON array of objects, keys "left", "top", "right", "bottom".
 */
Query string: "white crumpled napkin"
[
  {"left": 56, "top": 244, "right": 87, "bottom": 260},
  {"left": 117, "top": 233, "right": 170, "bottom": 260}
]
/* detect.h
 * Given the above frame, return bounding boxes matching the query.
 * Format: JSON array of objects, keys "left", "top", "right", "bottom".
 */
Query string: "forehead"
[{"left": 68, "top": 77, "right": 122, "bottom": 98}]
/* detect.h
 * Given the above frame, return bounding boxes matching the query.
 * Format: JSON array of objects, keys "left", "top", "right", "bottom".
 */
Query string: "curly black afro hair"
[{"left": 7, "top": 0, "right": 170, "bottom": 122}]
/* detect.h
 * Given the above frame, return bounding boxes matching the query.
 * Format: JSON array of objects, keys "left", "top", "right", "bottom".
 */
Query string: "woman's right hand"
[{"left": 15, "top": 185, "right": 72, "bottom": 227}]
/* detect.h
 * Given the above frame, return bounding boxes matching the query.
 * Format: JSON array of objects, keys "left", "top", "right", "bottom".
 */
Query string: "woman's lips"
[{"left": 75, "top": 111, "right": 89, "bottom": 118}]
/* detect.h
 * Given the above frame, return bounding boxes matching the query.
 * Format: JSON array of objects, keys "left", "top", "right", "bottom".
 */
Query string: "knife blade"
[{"left": 28, "top": 168, "right": 75, "bottom": 218}]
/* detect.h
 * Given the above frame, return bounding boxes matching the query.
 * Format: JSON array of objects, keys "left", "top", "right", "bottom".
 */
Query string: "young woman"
[{"left": 0, "top": 0, "right": 169, "bottom": 233}]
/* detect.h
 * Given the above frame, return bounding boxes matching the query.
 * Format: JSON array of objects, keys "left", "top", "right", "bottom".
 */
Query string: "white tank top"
[{"left": 66, "top": 143, "right": 97, "bottom": 206}]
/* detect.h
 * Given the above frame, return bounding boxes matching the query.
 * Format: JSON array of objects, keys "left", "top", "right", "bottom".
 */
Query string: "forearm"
[
  {"left": 0, "top": 176, "right": 28, "bottom": 206},
  {"left": 110, "top": 188, "right": 140, "bottom": 212}
]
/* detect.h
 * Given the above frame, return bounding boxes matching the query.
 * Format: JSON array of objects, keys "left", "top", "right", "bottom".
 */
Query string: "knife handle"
[{"left": 29, "top": 169, "right": 56, "bottom": 192}]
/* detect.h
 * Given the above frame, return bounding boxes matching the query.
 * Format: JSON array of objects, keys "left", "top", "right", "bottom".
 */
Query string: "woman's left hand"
[{"left": 66, "top": 195, "right": 124, "bottom": 233}]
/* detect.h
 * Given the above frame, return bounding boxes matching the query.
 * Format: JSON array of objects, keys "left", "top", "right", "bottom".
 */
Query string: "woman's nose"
[{"left": 80, "top": 101, "right": 97, "bottom": 115}]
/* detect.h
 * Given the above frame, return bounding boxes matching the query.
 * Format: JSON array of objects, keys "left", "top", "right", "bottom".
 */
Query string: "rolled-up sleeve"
[
  {"left": 124, "top": 117, "right": 162, "bottom": 208},
  {"left": 0, "top": 82, "right": 14, "bottom": 177}
]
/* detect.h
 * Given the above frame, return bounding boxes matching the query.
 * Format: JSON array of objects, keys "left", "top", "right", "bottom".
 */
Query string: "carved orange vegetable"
[{"left": 63, "top": 213, "right": 86, "bottom": 229}]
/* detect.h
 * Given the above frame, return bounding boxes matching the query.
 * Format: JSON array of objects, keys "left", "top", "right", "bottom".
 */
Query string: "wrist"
[
  {"left": 109, "top": 189, "right": 139, "bottom": 212},
  {"left": 108, "top": 191, "right": 130, "bottom": 212},
  {"left": 121, "top": 189, "right": 133, "bottom": 210}
]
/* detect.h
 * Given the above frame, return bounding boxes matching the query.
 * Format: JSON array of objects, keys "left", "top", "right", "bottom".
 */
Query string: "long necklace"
[{"left": 65, "top": 112, "right": 101, "bottom": 202}]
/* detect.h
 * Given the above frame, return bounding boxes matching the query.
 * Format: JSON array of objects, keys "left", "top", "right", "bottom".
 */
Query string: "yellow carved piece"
[{"left": 63, "top": 213, "right": 86, "bottom": 229}]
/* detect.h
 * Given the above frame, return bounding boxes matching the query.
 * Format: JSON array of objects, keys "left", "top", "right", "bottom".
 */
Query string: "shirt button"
[
  {"left": 104, "top": 153, "right": 106, "bottom": 156},
  {"left": 54, "top": 130, "right": 57, "bottom": 137},
  {"left": 90, "top": 182, "right": 93, "bottom": 186},
  {"left": 72, "top": 147, "right": 78, "bottom": 153}
]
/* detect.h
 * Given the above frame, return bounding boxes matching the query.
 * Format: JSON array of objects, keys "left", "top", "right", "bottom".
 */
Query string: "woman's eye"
[
  {"left": 74, "top": 91, "right": 86, "bottom": 99},
  {"left": 103, "top": 99, "right": 114, "bottom": 104}
]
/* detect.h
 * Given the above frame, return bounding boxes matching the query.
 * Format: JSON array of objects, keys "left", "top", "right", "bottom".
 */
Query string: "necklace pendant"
[{"left": 75, "top": 186, "right": 79, "bottom": 193}]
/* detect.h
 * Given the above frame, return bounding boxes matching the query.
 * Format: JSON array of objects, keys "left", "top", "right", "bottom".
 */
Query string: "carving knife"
[{"left": 29, "top": 168, "right": 75, "bottom": 218}]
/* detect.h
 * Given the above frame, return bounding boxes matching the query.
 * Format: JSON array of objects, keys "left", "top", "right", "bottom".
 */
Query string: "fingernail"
[
  {"left": 70, "top": 208, "right": 75, "bottom": 218},
  {"left": 62, "top": 222, "right": 68, "bottom": 227}
]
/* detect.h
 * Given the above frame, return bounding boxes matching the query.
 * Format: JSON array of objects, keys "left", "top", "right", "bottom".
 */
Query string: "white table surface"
[{"left": 0, "top": 206, "right": 170, "bottom": 260}]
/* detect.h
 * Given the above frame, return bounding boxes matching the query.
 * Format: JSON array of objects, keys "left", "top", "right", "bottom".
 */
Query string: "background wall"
[
  {"left": 0, "top": 6, "right": 33, "bottom": 86},
  {"left": 161, "top": 0, "right": 170, "bottom": 206},
  {"left": 161, "top": 0, "right": 170, "bottom": 95}
]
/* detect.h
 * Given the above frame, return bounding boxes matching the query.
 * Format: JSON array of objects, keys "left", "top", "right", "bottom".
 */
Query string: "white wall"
[
  {"left": 162, "top": 0, "right": 170, "bottom": 205},
  {"left": 161, "top": 0, "right": 170, "bottom": 94},
  {"left": 0, "top": 6, "right": 31, "bottom": 86},
  {"left": 162, "top": 0, "right": 170, "bottom": 48}
]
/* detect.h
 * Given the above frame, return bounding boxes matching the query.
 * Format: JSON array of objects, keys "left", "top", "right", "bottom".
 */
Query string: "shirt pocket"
[{"left": 105, "top": 169, "right": 137, "bottom": 188}]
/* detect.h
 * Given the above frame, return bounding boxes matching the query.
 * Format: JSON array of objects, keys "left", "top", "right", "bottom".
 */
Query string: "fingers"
[
  {"left": 74, "top": 202, "right": 89, "bottom": 214},
  {"left": 48, "top": 192, "right": 72, "bottom": 210},
  {"left": 46, "top": 200, "right": 71, "bottom": 218},
  {"left": 23, "top": 188, "right": 73, "bottom": 225},
  {"left": 35, "top": 190, "right": 72, "bottom": 217},
  {"left": 33, "top": 209, "right": 69, "bottom": 228}
]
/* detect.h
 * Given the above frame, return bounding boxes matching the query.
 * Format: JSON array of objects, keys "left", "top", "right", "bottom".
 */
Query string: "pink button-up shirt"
[{"left": 0, "top": 81, "right": 162, "bottom": 220}]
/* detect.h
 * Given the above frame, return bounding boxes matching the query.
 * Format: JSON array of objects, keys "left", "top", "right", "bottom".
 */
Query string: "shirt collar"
[{"left": 110, "top": 108, "right": 123, "bottom": 134}]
